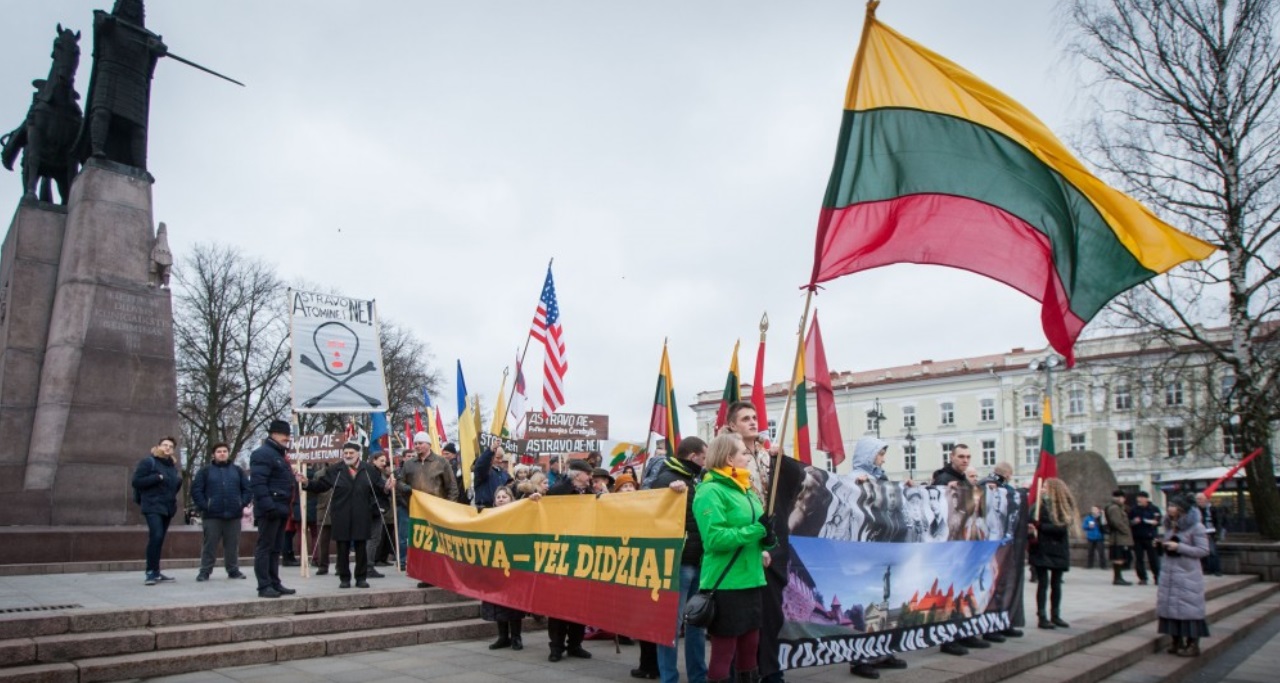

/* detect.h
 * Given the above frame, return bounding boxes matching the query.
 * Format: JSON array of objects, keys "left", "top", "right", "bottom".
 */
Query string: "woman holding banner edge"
[{"left": 694, "top": 433, "right": 775, "bottom": 683}]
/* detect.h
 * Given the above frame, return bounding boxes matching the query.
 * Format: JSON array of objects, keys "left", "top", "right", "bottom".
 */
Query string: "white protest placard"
[{"left": 289, "top": 289, "right": 389, "bottom": 413}]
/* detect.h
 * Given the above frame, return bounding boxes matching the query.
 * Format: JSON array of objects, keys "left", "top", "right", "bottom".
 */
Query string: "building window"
[
  {"left": 904, "top": 445, "right": 917, "bottom": 473},
  {"left": 941, "top": 442, "right": 955, "bottom": 462},
  {"left": 1166, "top": 427, "right": 1186, "bottom": 458},
  {"left": 940, "top": 402, "right": 955, "bottom": 426},
  {"left": 1114, "top": 384, "right": 1133, "bottom": 411},
  {"left": 1116, "top": 430, "right": 1135, "bottom": 459},
  {"left": 1023, "top": 436, "right": 1040, "bottom": 464},
  {"left": 1223, "top": 423, "right": 1244, "bottom": 457},
  {"left": 1068, "top": 387, "right": 1085, "bottom": 415},
  {"left": 825, "top": 454, "right": 837, "bottom": 473},
  {"left": 866, "top": 415, "right": 877, "bottom": 432},
  {"left": 1221, "top": 373, "right": 1237, "bottom": 405},
  {"left": 981, "top": 440, "right": 997, "bottom": 466},
  {"left": 1023, "top": 393, "right": 1041, "bottom": 419},
  {"left": 903, "top": 406, "right": 916, "bottom": 428},
  {"left": 766, "top": 419, "right": 777, "bottom": 441},
  {"left": 980, "top": 398, "right": 996, "bottom": 422},
  {"left": 1165, "top": 381, "right": 1183, "bottom": 407},
  {"left": 1069, "top": 432, "right": 1086, "bottom": 450}
]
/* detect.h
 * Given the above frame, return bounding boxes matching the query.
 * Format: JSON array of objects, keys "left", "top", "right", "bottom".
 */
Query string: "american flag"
[{"left": 531, "top": 265, "right": 566, "bottom": 414}]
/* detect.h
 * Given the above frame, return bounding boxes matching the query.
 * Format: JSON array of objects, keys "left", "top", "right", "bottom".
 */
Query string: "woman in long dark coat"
[
  {"left": 302, "top": 443, "right": 390, "bottom": 588},
  {"left": 1029, "top": 478, "right": 1080, "bottom": 630},
  {"left": 1157, "top": 495, "right": 1211, "bottom": 657}
]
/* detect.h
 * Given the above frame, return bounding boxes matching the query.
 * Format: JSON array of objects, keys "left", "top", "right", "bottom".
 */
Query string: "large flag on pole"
[
  {"left": 648, "top": 343, "right": 680, "bottom": 459},
  {"left": 806, "top": 4, "right": 1215, "bottom": 365},
  {"left": 423, "top": 389, "right": 444, "bottom": 454},
  {"left": 713, "top": 341, "right": 742, "bottom": 432},
  {"left": 791, "top": 344, "right": 812, "bottom": 465},
  {"left": 805, "top": 312, "right": 844, "bottom": 466},
  {"left": 531, "top": 264, "right": 567, "bottom": 414},
  {"left": 1029, "top": 396, "right": 1057, "bottom": 506},
  {"left": 455, "top": 361, "right": 469, "bottom": 420}
]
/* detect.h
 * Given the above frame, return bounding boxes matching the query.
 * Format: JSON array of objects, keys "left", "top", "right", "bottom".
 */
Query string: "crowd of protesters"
[{"left": 130, "top": 402, "right": 1232, "bottom": 680}]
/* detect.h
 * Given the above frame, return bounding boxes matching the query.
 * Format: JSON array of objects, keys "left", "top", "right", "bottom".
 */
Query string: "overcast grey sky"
[{"left": 2, "top": 1, "right": 1086, "bottom": 440}]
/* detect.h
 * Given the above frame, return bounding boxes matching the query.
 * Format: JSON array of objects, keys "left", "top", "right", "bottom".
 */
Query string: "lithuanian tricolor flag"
[
  {"left": 1029, "top": 396, "right": 1057, "bottom": 506},
  {"left": 792, "top": 345, "right": 811, "bottom": 465},
  {"left": 809, "top": 3, "right": 1214, "bottom": 365},
  {"left": 713, "top": 340, "right": 742, "bottom": 432},
  {"left": 648, "top": 343, "right": 681, "bottom": 458}
]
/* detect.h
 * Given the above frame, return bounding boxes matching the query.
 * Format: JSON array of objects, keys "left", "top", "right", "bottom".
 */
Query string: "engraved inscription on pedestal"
[{"left": 87, "top": 288, "right": 168, "bottom": 355}]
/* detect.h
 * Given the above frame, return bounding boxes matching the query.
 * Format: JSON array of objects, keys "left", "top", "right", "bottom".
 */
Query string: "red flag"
[
  {"left": 405, "top": 420, "right": 413, "bottom": 448},
  {"left": 414, "top": 409, "right": 425, "bottom": 434},
  {"left": 751, "top": 316, "right": 771, "bottom": 448},
  {"left": 804, "top": 313, "right": 845, "bottom": 466},
  {"left": 1204, "top": 447, "right": 1263, "bottom": 497},
  {"left": 435, "top": 408, "right": 449, "bottom": 444}
]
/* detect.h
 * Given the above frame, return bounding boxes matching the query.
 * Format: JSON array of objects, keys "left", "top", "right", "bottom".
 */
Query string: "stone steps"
[
  {"left": 880, "top": 574, "right": 1264, "bottom": 683},
  {"left": 0, "top": 587, "right": 526, "bottom": 682},
  {"left": 1001, "top": 580, "right": 1280, "bottom": 683},
  {"left": 1095, "top": 591, "right": 1280, "bottom": 683}
]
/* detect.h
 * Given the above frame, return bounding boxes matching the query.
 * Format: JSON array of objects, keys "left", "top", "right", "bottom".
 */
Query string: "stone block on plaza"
[
  {"left": 229, "top": 616, "right": 294, "bottom": 642},
  {"left": 1056, "top": 449, "right": 1119, "bottom": 512},
  {"left": 34, "top": 628, "right": 154, "bottom": 662},
  {"left": 152, "top": 622, "right": 233, "bottom": 649},
  {"left": 322, "top": 625, "right": 419, "bottom": 656},
  {"left": 76, "top": 641, "right": 275, "bottom": 683},
  {"left": 0, "top": 614, "right": 69, "bottom": 640},
  {"left": 0, "top": 637, "right": 36, "bottom": 667},
  {"left": 67, "top": 608, "right": 148, "bottom": 633},
  {"left": 0, "top": 662, "right": 79, "bottom": 683},
  {"left": 266, "top": 635, "right": 326, "bottom": 662}
]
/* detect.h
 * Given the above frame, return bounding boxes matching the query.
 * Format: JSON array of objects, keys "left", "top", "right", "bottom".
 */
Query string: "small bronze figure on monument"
[{"left": 1, "top": 25, "right": 83, "bottom": 204}]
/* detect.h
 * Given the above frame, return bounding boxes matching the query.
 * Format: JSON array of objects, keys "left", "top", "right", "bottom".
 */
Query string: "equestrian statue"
[{"left": 1, "top": 25, "right": 83, "bottom": 204}]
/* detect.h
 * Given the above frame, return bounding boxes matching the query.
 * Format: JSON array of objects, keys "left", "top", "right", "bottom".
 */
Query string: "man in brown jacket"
[
  {"left": 402, "top": 432, "right": 460, "bottom": 501},
  {"left": 1104, "top": 489, "right": 1135, "bottom": 586},
  {"left": 402, "top": 432, "right": 459, "bottom": 588}
]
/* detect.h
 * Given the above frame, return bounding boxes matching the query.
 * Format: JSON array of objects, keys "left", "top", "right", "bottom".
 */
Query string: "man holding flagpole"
[{"left": 722, "top": 400, "right": 805, "bottom": 683}]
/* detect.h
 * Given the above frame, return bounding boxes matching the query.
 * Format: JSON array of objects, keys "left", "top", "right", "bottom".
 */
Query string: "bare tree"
[
  {"left": 174, "top": 243, "right": 291, "bottom": 503},
  {"left": 1068, "top": 0, "right": 1280, "bottom": 536},
  {"left": 379, "top": 319, "right": 444, "bottom": 446}
]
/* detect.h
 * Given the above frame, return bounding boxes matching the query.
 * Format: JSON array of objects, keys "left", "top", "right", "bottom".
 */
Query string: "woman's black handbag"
[{"left": 683, "top": 547, "right": 745, "bottom": 628}]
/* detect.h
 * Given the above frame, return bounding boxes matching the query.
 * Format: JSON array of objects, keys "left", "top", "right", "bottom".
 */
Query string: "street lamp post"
[
  {"left": 867, "top": 397, "right": 885, "bottom": 438},
  {"left": 1028, "top": 353, "right": 1062, "bottom": 480}
]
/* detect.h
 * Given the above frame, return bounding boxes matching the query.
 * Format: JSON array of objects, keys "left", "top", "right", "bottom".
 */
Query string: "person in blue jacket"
[
  {"left": 192, "top": 442, "right": 252, "bottom": 581},
  {"left": 132, "top": 436, "right": 183, "bottom": 586},
  {"left": 1082, "top": 505, "right": 1107, "bottom": 569}
]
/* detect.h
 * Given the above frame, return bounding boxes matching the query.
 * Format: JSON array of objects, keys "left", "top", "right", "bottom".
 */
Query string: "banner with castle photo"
[
  {"left": 776, "top": 473, "right": 1029, "bottom": 670},
  {"left": 405, "top": 488, "right": 686, "bottom": 645},
  {"left": 288, "top": 289, "right": 389, "bottom": 413}
]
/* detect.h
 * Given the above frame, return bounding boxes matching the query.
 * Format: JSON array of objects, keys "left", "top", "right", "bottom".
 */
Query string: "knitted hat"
[
  {"left": 267, "top": 419, "right": 291, "bottom": 436},
  {"left": 612, "top": 473, "right": 638, "bottom": 492}
]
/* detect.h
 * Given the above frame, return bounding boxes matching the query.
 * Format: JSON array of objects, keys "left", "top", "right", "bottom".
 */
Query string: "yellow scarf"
[{"left": 713, "top": 466, "right": 751, "bottom": 492}]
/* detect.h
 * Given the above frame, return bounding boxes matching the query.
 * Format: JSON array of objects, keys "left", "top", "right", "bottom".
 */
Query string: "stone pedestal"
[
  {"left": 0, "top": 202, "right": 68, "bottom": 520},
  {"left": 0, "top": 161, "right": 179, "bottom": 526}
]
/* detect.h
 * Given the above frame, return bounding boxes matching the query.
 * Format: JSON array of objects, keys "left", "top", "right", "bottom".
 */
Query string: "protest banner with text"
[
  {"left": 289, "top": 289, "right": 389, "bottom": 413},
  {"left": 407, "top": 488, "right": 684, "bottom": 645},
  {"left": 522, "top": 412, "right": 608, "bottom": 454}
]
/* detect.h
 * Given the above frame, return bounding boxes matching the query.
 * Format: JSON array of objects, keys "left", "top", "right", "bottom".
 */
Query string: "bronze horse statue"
[{"left": 1, "top": 25, "right": 83, "bottom": 204}]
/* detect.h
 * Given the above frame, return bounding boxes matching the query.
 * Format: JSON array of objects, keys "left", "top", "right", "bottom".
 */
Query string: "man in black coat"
[
  {"left": 250, "top": 419, "right": 299, "bottom": 598},
  {"left": 929, "top": 444, "right": 991, "bottom": 656},
  {"left": 303, "top": 442, "right": 393, "bottom": 588},
  {"left": 545, "top": 459, "right": 594, "bottom": 663},
  {"left": 192, "top": 442, "right": 252, "bottom": 581}
]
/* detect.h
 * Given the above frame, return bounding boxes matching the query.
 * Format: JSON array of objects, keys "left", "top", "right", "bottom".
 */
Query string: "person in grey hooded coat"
[{"left": 1156, "top": 496, "right": 1210, "bottom": 657}]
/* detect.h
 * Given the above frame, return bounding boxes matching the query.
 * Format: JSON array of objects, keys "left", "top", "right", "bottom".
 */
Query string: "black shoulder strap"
[{"left": 707, "top": 546, "right": 745, "bottom": 592}]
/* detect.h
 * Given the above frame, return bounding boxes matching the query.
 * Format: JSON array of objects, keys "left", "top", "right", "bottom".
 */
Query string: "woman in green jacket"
[{"left": 693, "top": 433, "right": 776, "bottom": 683}]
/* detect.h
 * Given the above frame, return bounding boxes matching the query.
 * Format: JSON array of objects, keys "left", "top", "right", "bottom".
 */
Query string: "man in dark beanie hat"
[
  {"left": 250, "top": 419, "right": 300, "bottom": 598},
  {"left": 545, "top": 459, "right": 594, "bottom": 661}
]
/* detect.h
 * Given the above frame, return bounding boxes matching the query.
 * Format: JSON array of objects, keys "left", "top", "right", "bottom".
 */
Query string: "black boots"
[
  {"left": 1166, "top": 636, "right": 1184, "bottom": 654},
  {"left": 1051, "top": 614, "right": 1069, "bottom": 628},
  {"left": 1038, "top": 613, "right": 1055, "bottom": 629},
  {"left": 1177, "top": 639, "right": 1201, "bottom": 657},
  {"left": 510, "top": 619, "right": 524, "bottom": 651},
  {"left": 489, "top": 621, "right": 512, "bottom": 650}
]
